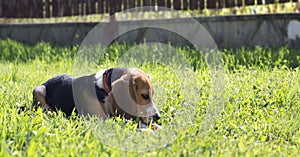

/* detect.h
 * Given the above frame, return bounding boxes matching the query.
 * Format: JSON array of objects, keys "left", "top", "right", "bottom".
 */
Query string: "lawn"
[{"left": 0, "top": 39, "right": 299, "bottom": 156}]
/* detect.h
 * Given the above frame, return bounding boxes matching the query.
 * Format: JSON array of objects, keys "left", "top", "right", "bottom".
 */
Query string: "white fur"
[
  {"left": 95, "top": 69, "right": 112, "bottom": 116},
  {"left": 94, "top": 69, "right": 105, "bottom": 89},
  {"left": 146, "top": 103, "right": 157, "bottom": 115}
]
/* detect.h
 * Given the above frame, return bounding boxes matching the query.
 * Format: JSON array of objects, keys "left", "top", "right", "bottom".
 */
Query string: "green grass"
[{"left": 0, "top": 39, "right": 300, "bottom": 156}]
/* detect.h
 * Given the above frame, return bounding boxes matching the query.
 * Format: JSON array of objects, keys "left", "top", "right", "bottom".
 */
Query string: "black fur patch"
[
  {"left": 41, "top": 73, "right": 108, "bottom": 116},
  {"left": 42, "top": 74, "right": 76, "bottom": 116},
  {"left": 95, "top": 86, "right": 107, "bottom": 103}
]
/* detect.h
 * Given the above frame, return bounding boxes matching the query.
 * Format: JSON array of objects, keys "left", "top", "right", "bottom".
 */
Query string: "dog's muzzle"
[{"left": 139, "top": 104, "right": 161, "bottom": 125}]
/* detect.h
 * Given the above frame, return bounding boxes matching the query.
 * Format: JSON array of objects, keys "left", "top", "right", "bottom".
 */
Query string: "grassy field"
[{"left": 0, "top": 39, "right": 300, "bottom": 156}]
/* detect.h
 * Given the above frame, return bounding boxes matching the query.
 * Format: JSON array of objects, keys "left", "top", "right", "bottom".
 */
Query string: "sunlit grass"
[{"left": 0, "top": 39, "right": 299, "bottom": 156}]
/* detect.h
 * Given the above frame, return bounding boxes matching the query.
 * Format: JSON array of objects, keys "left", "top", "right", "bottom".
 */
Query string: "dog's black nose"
[{"left": 153, "top": 113, "right": 161, "bottom": 122}]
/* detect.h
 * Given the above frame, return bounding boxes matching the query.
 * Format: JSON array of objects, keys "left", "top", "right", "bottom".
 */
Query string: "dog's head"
[{"left": 108, "top": 68, "right": 161, "bottom": 126}]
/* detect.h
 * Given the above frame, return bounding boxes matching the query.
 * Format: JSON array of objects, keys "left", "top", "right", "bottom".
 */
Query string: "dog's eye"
[{"left": 141, "top": 94, "right": 149, "bottom": 100}]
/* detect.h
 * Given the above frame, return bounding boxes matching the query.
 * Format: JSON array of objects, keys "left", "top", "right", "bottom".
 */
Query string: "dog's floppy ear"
[
  {"left": 129, "top": 74, "right": 138, "bottom": 100},
  {"left": 111, "top": 76, "right": 138, "bottom": 117}
]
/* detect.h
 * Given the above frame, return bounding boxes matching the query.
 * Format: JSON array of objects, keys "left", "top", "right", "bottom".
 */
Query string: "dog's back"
[{"left": 34, "top": 74, "right": 76, "bottom": 116}]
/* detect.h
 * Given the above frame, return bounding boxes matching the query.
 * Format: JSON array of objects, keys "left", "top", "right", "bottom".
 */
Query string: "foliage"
[
  {"left": 0, "top": 40, "right": 299, "bottom": 156},
  {"left": 0, "top": 39, "right": 77, "bottom": 63}
]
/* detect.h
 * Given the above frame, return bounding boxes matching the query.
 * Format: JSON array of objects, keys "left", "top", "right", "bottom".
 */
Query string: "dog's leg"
[{"left": 32, "top": 85, "right": 53, "bottom": 111}]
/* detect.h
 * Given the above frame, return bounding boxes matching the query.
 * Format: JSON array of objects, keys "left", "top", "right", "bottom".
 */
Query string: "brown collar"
[{"left": 103, "top": 68, "right": 113, "bottom": 94}]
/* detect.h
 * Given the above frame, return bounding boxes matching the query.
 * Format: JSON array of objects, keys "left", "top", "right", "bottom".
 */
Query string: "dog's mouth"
[
  {"left": 113, "top": 100, "right": 162, "bottom": 130},
  {"left": 138, "top": 114, "right": 162, "bottom": 130},
  {"left": 139, "top": 118, "right": 161, "bottom": 125}
]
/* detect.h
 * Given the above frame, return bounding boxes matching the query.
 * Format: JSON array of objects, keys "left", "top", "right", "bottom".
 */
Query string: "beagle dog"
[{"left": 32, "top": 68, "right": 161, "bottom": 130}]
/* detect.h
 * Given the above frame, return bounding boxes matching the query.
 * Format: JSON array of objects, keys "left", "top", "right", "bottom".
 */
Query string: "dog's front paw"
[
  {"left": 151, "top": 123, "right": 162, "bottom": 130},
  {"left": 139, "top": 123, "right": 162, "bottom": 131}
]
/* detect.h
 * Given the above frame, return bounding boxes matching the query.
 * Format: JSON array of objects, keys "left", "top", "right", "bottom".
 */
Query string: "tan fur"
[
  {"left": 109, "top": 69, "right": 159, "bottom": 125},
  {"left": 32, "top": 68, "right": 161, "bottom": 130},
  {"left": 151, "top": 123, "right": 163, "bottom": 130},
  {"left": 129, "top": 69, "right": 153, "bottom": 106},
  {"left": 107, "top": 92, "right": 137, "bottom": 120},
  {"left": 32, "top": 85, "right": 53, "bottom": 111},
  {"left": 80, "top": 90, "right": 108, "bottom": 119},
  {"left": 73, "top": 74, "right": 108, "bottom": 119}
]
